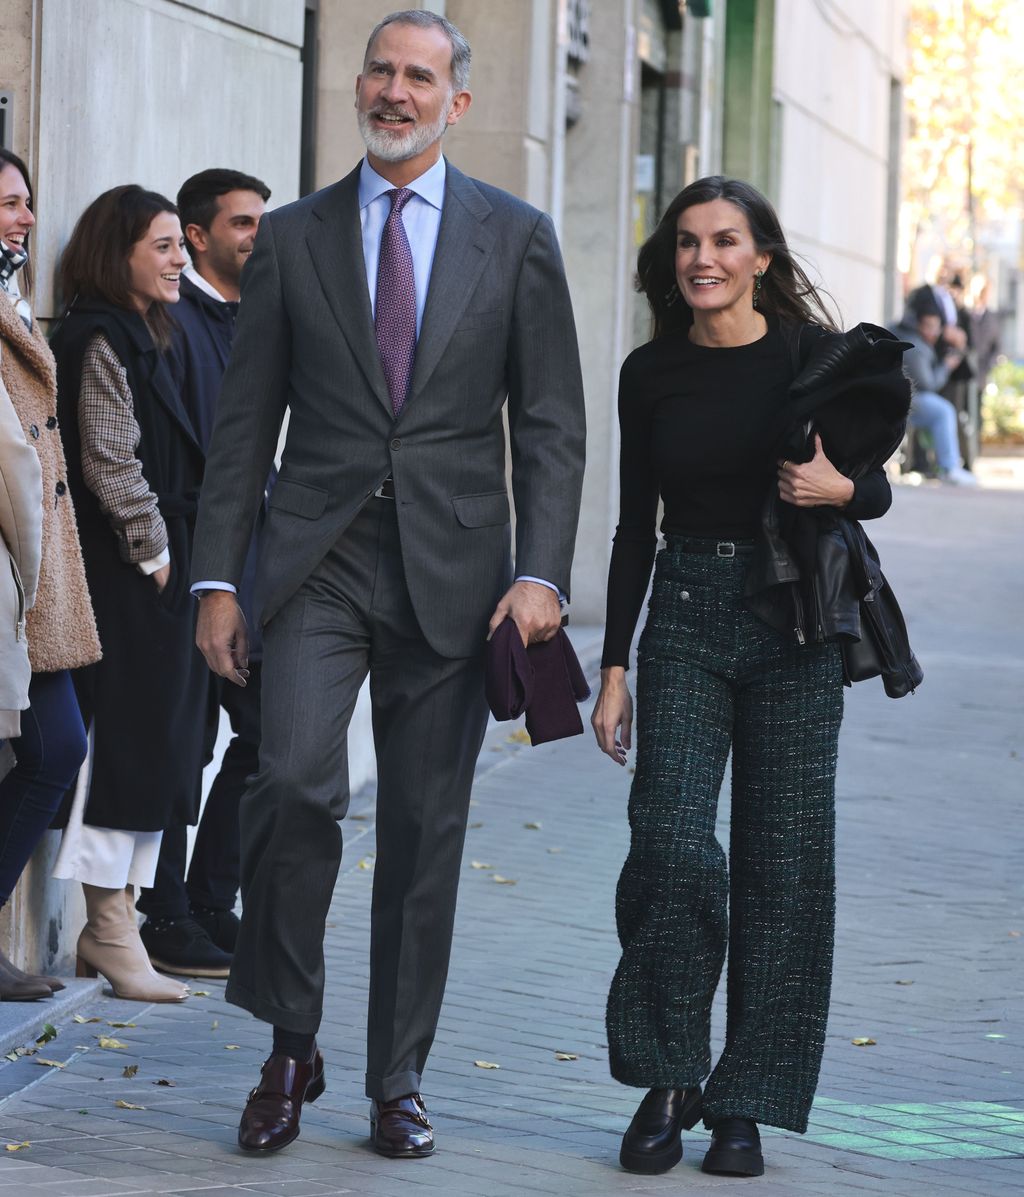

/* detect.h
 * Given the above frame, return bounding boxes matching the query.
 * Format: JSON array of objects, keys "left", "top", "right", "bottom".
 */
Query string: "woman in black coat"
[{"left": 50, "top": 186, "right": 208, "bottom": 1003}]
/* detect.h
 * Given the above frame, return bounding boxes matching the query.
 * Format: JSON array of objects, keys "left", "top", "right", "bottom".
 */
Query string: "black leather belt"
[
  {"left": 373, "top": 476, "right": 396, "bottom": 499},
  {"left": 672, "top": 539, "right": 754, "bottom": 557}
]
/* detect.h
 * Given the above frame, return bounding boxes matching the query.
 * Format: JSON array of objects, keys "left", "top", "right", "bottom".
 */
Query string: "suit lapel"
[
  {"left": 407, "top": 164, "right": 495, "bottom": 404},
  {"left": 305, "top": 166, "right": 391, "bottom": 416}
]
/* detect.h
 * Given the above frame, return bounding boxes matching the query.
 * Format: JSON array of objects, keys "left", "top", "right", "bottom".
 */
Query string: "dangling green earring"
[{"left": 753, "top": 269, "right": 765, "bottom": 307}]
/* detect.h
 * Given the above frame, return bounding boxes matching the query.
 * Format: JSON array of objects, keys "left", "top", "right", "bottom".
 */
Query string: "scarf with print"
[{"left": 0, "top": 239, "right": 32, "bottom": 331}]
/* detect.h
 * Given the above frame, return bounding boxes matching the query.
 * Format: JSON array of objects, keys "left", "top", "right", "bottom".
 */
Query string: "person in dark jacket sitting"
[
  {"left": 590, "top": 176, "right": 908, "bottom": 1180},
  {"left": 136, "top": 169, "right": 272, "bottom": 978}
]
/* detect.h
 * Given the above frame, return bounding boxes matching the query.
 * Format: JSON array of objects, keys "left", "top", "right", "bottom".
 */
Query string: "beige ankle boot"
[{"left": 76, "top": 884, "right": 189, "bottom": 1002}]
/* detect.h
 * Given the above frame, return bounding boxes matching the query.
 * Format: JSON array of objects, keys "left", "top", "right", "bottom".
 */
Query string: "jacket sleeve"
[
  {"left": 844, "top": 467, "right": 891, "bottom": 521},
  {"left": 505, "top": 212, "right": 586, "bottom": 600},
  {"left": 0, "top": 364, "right": 43, "bottom": 608},
  {"left": 902, "top": 341, "right": 950, "bottom": 395},
  {"left": 191, "top": 213, "right": 290, "bottom": 589}
]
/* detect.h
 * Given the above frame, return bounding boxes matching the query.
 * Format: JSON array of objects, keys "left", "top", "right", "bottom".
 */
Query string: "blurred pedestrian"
[
  {"left": 592, "top": 176, "right": 910, "bottom": 1178},
  {"left": 891, "top": 301, "right": 977, "bottom": 486},
  {"left": 49, "top": 185, "right": 210, "bottom": 1003},
  {"left": 969, "top": 276, "right": 1001, "bottom": 393},
  {"left": 136, "top": 169, "right": 271, "bottom": 976},
  {"left": 0, "top": 149, "right": 102, "bottom": 1000}
]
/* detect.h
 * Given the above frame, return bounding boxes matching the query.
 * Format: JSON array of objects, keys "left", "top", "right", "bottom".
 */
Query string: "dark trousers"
[
  {"left": 0, "top": 670, "right": 88, "bottom": 904},
  {"left": 138, "top": 664, "right": 262, "bottom": 919},
  {"left": 606, "top": 540, "right": 844, "bottom": 1134},
  {"left": 225, "top": 499, "right": 489, "bottom": 1101}
]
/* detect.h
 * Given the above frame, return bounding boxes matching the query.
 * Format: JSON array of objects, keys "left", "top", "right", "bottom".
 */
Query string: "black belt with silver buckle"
[
  {"left": 674, "top": 539, "right": 753, "bottom": 557},
  {"left": 373, "top": 476, "right": 396, "bottom": 500}
]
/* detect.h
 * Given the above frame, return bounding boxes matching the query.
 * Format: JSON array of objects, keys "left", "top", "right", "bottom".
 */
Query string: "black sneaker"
[
  {"left": 190, "top": 906, "right": 241, "bottom": 954},
  {"left": 140, "top": 916, "right": 232, "bottom": 978}
]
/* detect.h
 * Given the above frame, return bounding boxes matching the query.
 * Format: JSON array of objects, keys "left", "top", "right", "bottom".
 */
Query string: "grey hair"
[{"left": 364, "top": 10, "right": 472, "bottom": 92}]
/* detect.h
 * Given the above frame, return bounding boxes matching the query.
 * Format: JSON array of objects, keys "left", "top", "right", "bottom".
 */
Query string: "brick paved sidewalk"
[{"left": 0, "top": 484, "right": 1020, "bottom": 1196}]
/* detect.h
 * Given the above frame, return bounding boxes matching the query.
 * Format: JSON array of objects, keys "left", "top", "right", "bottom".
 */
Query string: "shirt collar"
[
  {"left": 358, "top": 155, "right": 447, "bottom": 211},
  {"left": 184, "top": 265, "right": 229, "bottom": 303}
]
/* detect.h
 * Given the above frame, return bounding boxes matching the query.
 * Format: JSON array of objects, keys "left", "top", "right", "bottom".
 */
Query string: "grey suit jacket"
[{"left": 190, "top": 161, "right": 586, "bottom": 659}]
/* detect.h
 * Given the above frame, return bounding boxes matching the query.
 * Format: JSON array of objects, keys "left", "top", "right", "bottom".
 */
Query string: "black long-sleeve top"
[{"left": 601, "top": 323, "right": 892, "bottom": 668}]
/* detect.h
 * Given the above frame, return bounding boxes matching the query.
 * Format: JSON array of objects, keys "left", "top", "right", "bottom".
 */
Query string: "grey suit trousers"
[{"left": 224, "top": 497, "right": 489, "bottom": 1101}]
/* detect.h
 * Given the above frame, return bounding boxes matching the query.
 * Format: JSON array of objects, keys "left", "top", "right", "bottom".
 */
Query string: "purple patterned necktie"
[{"left": 374, "top": 188, "right": 417, "bottom": 417}]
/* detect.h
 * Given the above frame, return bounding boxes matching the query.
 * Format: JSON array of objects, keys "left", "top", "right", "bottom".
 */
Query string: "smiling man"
[
  {"left": 135, "top": 170, "right": 271, "bottom": 982},
  {"left": 190, "top": 10, "right": 585, "bottom": 1158}
]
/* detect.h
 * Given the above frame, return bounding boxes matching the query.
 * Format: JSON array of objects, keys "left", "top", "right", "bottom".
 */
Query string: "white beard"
[{"left": 358, "top": 102, "right": 451, "bottom": 163}]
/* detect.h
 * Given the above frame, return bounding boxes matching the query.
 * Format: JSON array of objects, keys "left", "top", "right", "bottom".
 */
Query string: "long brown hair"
[
  {"left": 638, "top": 175, "right": 840, "bottom": 339},
  {"left": 58, "top": 185, "right": 180, "bottom": 349},
  {"left": 0, "top": 148, "right": 35, "bottom": 294}
]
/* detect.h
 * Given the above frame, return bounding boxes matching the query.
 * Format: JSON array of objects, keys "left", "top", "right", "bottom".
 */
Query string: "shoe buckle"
[{"left": 716, "top": 541, "right": 736, "bottom": 558}]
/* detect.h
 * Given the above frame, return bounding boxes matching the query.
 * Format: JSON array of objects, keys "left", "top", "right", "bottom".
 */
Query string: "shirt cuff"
[
  {"left": 136, "top": 547, "right": 171, "bottom": 576},
  {"left": 515, "top": 575, "right": 567, "bottom": 606},
  {"left": 191, "top": 580, "right": 238, "bottom": 596}
]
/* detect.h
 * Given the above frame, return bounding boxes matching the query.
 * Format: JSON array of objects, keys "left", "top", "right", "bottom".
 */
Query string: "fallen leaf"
[
  {"left": 73, "top": 1014, "right": 101, "bottom": 1024},
  {"left": 122, "top": 1065, "right": 138, "bottom": 1079},
  {"left": 4, "top": 1142, "right": 29, "bottom": 1152},
  {"left": 554, "top": 1052, "right": 578, "bottom": 1061},
  {"left": 506, "top": 729, "right": 531, "bottom": 745},
  {"left": 1010, "top": 931, "right": 1021, "bottom": 938},
  {"left": 349, "top": 813, "right": 369, "bottom": 820},
  {"left": 114, "top": 1099, "right": 146, "bottom": 1110},
  {"left": 98, "top": 1037, "right": 127, "bottom": 1050},
  {"left": 107, "top": 1021, "right": 136, "bottom": 1029},
  {"left": 192, "top": 991, "right": 210, "bottom": 997},
  {"left": 851, "top": 1038, "right": 877, "bottom": 1047},
  {"left": 224, "top": 1044, "right": 241, "bottom": 1050},
  {"left": 4, "top": 1051, "right": 18, "bottom": 1062},
  {"left": 35, "top": 1023, "right": 57, "bottom": 1045},
  {"left": 468, "top": 821, "right": 484, "bottom": 829},
  {"left": 547, "top": 847, "right": 563, "bottom": 854},
  {"left": 34, "top": 1058, "right": 66, "bottom": 1069},
  {"left": 153, "top": 1078, "right": 176, "bottom": 1087},
  {"left": 9, "top": 1046, "right": 35, "bottom": 1058},
  {"left": 470, "top": 861, "right": 493, "bottom": 870},
  {"left": 474, "top": 1060, "right": 501, "bottom": 1069},
  {"left": 211, "top": 1020, "right": 219, "bottom": 1030},
  {"left": 895, "top": 979, "right": 914, "bottom": 986},
  {"left": 523, "top": 821, "right": 542, "bottom": 830},
  {"left": 492, "top": 875, "right": 517, "bottom": 885},
  {"left": 357, "top": 857, "right": 374, "bottom": 870}
]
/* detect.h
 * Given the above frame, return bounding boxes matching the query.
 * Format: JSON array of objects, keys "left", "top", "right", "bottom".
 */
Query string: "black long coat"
[{"left": 51, "top": 299, "right": 209, "bottom": 831}]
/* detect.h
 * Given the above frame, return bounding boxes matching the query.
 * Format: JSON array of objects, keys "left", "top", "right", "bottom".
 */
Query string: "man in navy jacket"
[{"left": 137, "top": 169, "right": 273, "bottom": 976}]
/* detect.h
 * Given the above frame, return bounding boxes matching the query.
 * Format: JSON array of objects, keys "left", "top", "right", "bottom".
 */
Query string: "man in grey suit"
[{"left": 191, "top": 9, "right": 585, "bottom": 1158}]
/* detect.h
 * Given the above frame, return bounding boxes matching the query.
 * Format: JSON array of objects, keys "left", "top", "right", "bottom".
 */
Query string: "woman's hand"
[
  {"left": 152, "top": 562, "right": 171, "bottom": 592},
  {"left": 591, "top": 666, "right": 633, "bottom": 766},
  {"left": 778, "top": 433, "right": 855, "bottom": 508}
]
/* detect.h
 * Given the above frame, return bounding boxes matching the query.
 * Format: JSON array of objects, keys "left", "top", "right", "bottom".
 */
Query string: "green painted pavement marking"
[{"left": 804, "top": 1099, "right": 1024, "bottom": 1161}]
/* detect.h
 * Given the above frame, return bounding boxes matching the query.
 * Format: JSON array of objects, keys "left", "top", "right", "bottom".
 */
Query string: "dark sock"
[{"left": 273, "top": 1026, "right": 315, "bottom": 1060}]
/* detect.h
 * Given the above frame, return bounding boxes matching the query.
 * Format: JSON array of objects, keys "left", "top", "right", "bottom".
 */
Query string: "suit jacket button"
[
  {"left": 390, "top": 438, "right": 401, "bottom": 450},
  {"left": 46, "top": 416, "right": 58, "bottom": 430},
  {"left": 55, "top": 481, "right": 67, "bottom": 496},
  {"left": 29, "top": 424, "right": 40, "bottom": 438}
]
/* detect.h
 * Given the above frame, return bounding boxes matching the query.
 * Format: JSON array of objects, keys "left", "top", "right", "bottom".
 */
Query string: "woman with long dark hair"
[
  {"left": 0, "top": 149, "right": 101, "bottom": 999},
  {"left": 50, "top": 185, "right": 208, "bottom": 1003},
  {"left": 592, "top": 176, "right": 908, "bottom": 1177}
]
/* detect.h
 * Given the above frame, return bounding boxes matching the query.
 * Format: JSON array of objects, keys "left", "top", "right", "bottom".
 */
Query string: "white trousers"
[{"left": 51, "top": 727, "right": 162, "bottom": 888}]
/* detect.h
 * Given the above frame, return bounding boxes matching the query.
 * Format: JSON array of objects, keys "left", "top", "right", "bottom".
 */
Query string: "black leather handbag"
[{"left": 837, "top": 519, "right": 923, "bottom": 698}]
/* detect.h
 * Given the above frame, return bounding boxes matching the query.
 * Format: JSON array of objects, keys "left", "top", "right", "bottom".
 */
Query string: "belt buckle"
[{"left": 716, "top": 541, "right": 736, "bottom": 558}]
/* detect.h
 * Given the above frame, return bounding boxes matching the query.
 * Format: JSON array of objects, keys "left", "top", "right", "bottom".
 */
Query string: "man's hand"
[
  {"left": 487, "top": 580, "right": 561, "bottom": 647},
  {"left": 195, "top": 591, "right": 250, "bottom": 687},
  {"left": 152, "top": 562, "right": 171, "bottom": 593},
  {"left": 778, "top": 433, "right": 855, "bottom": 508},
  {"left": 591, "top": 667, "right": 632, "bottom": 766}
]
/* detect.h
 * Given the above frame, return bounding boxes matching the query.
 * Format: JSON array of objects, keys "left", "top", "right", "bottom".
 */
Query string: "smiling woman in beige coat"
[{"left": 0, "top": 148, "right": 101, "bottom": 1001}]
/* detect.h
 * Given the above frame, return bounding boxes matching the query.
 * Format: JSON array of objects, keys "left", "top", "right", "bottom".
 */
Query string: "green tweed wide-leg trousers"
[{"left": 606, "top": 539, "right": 844, "bottom": 1134}]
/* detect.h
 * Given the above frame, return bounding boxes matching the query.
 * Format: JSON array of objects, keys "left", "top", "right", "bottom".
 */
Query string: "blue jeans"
[
  {"left": 908, "top": 389, "right": 960, "bottom": 473},
  {"left": 0, "top": 670, "right": 88, "bottom": 904}
]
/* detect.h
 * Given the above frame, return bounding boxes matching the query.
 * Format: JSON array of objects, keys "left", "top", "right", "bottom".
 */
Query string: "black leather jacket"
[{"left": 743, "top": 322, "right": 912, "bottom": 648}]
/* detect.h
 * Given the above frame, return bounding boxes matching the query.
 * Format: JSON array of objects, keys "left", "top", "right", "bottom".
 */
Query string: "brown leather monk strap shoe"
[
  {"left": 369, "top": 1092, "right": 435, "bottom": 1158},
  {"left": 237, "top": 1046, "right": 325, "bottom": 1152}
]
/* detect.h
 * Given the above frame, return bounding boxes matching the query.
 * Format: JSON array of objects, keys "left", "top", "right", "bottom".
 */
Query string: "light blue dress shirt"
[{"left": 193, "top": 156, "right": 559, "bottom": 604}]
